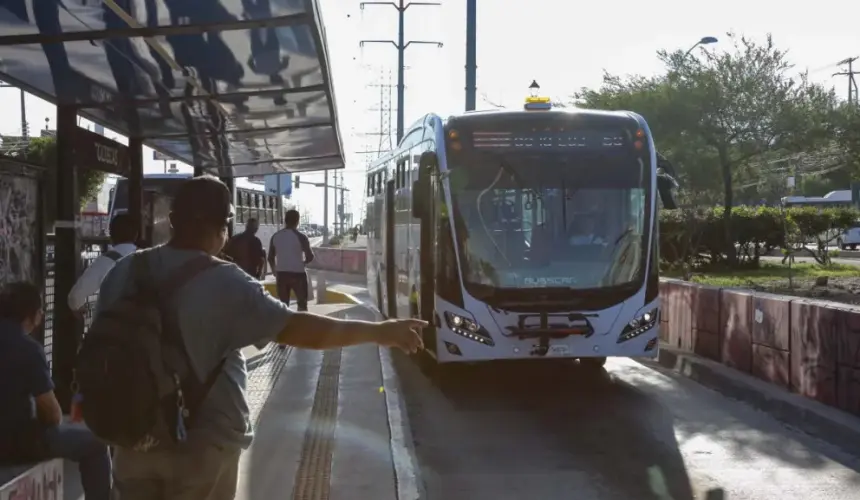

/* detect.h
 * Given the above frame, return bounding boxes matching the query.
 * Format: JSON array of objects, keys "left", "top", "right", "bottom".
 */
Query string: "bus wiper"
[{"left": 475, "top": 150, "right": 543, "bottom": 202}]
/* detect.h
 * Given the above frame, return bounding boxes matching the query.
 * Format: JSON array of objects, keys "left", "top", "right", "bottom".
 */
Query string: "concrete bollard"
[{"left": 316, "top": 273, "right": 327, "bottom": 304}]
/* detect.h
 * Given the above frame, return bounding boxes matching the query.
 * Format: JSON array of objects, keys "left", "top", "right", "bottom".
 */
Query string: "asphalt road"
[{"left": 392, "top": 353, "right": 860, "bottom": 500}]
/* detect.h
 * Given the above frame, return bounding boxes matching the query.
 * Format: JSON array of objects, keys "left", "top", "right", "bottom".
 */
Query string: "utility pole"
[
  {"left": 359, "top": 0, "right": 443, "bottom": 144},
  {"left": 323, "top": 170, "right": 329, "bottom": 244},
  {"left": 833, "top": 57, "right": 859, "bottom": 104},
  {"left": 339, "top": 171, "right": 346, "bottom": 235},
  {"left": 465, "top": 0, "right": 477, "bottom": 111}
]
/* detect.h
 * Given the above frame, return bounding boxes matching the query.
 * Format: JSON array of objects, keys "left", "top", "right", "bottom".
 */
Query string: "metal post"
[
  {"left": 323, "top": 170, "right": 329, "bottom": 244},
  {"left": 20, "top": 89, "right": 27, "bottom": 139},
  {"left": 221, "top": 176, "right": 236, "bottom": 237},
  {"left": 52, "top": 105, "right": 80, "bottom": 413},
  {"left": 277, "top": 174, "right": 284, "bottom": 226},
  {"left": 340, "top": 173, "right": 345, "bottom": 236},
  {"left": 128, "top": 137, "right": 144, "bottom": 245},
  {"left": 465, "top": 0, "right": 477, "bottom": 111},
  {"left": 396, "top": 0, "right": 405, "bottom": 143}
]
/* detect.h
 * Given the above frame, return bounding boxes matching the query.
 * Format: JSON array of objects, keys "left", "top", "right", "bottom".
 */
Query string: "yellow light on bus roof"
[{"left": 525, "top": 80, "right": 552, "bottom": 110}]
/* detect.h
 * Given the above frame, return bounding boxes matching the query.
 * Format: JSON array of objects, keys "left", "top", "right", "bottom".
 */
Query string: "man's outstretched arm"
[
  {"left": 224, "top": 268, "right": 424, "bottom": 354},
  {"left": 275, "top": 313, "right": 424, "bottom": 353}
]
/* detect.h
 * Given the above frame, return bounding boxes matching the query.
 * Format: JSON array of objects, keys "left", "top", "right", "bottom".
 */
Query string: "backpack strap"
[
  {"left": 156, "top": 254, "right": 223, "bottom": 299},
  {"left": 103, "top": 249, "right": 123, "bottom": 262}
]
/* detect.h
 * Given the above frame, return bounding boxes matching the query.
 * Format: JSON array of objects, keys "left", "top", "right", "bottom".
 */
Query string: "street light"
[{"left": 684, "top": 36, "right": 718, "bottom": 57}]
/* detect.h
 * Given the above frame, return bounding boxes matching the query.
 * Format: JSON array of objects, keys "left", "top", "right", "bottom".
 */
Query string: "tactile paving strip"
[
  {"left": 246, "top": 344, "right": 294, "bottom": 425},
  {"left": 290, "top": 348, "right": 342, "bottom": 500}
]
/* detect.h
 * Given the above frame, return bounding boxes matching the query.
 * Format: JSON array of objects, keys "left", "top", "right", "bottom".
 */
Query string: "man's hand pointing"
[{"left": 371, "top": 318, "right": 427, "bottom": 354}]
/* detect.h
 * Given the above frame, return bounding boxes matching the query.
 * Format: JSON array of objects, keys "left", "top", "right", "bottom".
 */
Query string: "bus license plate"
[{"left": 549, "top": 344, "right": 570, "bottom": 356}]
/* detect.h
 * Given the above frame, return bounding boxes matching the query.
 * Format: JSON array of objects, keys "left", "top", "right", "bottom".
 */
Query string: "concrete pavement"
[{"left": 236, "top": 302, "right": 403, "bottom": 500}]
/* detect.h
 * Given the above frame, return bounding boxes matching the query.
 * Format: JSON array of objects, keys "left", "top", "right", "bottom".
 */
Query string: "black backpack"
[{"left": 75, "top": 250, "right": 225, "bottom": 451}]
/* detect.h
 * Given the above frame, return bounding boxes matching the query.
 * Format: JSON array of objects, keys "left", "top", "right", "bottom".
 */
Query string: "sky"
[{"left": 1, "top": 0, "right": 859, "bottom": 226}]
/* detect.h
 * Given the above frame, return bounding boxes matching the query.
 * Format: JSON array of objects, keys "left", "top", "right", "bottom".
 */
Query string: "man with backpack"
[
  {"left": 67, "top": 212, "right": 138, "bottom": 314},
  {"left": 80, "top": 175, "right": 424, "bottom": 499}
]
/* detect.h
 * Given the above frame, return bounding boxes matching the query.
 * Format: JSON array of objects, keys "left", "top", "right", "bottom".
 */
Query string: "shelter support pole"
[
  {"left": 52, "top": 105, "right": 80, "bottom": 413},
  {"left": 465, "top": 0, "right": 477, "bottom": 111},
  {"left": 128, "top": 137, "right": 143, "bottom": 246},
  {"left": 220, "top": 176, "right": 235, "bottom": 237}
]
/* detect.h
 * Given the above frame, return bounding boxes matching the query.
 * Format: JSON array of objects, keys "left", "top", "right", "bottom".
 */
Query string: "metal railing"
[{"left": 42, "top": 235, "right": 110, "bottom": 371}]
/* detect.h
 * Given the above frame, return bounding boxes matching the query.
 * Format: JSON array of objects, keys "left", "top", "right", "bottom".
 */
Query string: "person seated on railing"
[
  {"left": 68, "top": 213, "right": 139, "bottom": 315},
  {"left": 0, "top": 282, "right": 112, "bottom": 500}
]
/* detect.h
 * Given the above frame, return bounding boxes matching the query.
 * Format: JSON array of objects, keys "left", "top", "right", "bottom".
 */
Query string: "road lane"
[{"left": 393, "top": 353, "right": 860, "bottom": 499}]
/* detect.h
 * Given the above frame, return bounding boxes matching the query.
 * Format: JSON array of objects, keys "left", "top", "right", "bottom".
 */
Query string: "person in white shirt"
[
  {"left": 67, "top": 213, "right": 138, "bottom": 314},
  {"left": 268, "top": 209, "right": 315, "bottom": 312}
]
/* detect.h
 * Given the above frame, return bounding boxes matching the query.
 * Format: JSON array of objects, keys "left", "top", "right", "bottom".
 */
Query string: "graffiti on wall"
[
  {"left": 0, "top": 167, "right": 40, "bottom": 285},
  {"left": 0, "top": 458, "right": 63, "bottom": 500}
]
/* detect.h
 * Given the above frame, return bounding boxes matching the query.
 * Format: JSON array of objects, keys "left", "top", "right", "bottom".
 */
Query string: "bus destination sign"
[{"left": 471, "top": 131, "right": 627, "bottom": 151}]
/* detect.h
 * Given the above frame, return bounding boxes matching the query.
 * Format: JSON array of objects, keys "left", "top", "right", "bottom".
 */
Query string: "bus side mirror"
[{"left": 657, "top": 173, "right": 679, "bottom": 210}]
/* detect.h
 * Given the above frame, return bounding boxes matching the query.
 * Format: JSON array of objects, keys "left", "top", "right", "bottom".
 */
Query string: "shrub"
[{"left": 658, "top": 205, "right": 859, "bottom": 268}]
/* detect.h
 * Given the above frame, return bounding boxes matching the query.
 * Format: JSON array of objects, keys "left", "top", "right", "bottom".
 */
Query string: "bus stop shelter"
[{"left": 0, "top": 0, "right": 345, "bottom": 408}]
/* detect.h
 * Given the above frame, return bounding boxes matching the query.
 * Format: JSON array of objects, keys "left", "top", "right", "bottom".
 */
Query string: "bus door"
[{"left": 384, "top": 179, "right": 397, "bottom": 318}]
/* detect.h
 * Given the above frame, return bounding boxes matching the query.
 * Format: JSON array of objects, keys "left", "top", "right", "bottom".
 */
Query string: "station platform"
[
  {"left": 46, "top": 292, "right": 410, "bottom": 500},
  {"left": 238, "top": 301, "right": 404, "bottom": 500}
]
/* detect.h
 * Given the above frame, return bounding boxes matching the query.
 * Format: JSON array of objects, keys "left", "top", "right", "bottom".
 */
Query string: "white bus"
[
  {"left": 364, "top": 99, "right": 678, "bottom": 369},
  {"left": 109, "top": 173, "right": 289, "bottom": 251}
]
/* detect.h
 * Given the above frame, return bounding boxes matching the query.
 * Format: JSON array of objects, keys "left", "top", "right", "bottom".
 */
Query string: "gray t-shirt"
[{"left": 96, "top": 245, "right": 293, "bottom": 449}]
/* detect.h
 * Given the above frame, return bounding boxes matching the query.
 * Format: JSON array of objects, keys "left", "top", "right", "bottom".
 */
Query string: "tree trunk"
[{"left": 719, "top": 148, "right": 737, "bottom": 264}]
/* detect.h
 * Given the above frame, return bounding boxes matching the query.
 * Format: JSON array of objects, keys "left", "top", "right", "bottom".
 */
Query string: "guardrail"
[{"left": 660, "top": 278, "right": 860, "bottom": 417}]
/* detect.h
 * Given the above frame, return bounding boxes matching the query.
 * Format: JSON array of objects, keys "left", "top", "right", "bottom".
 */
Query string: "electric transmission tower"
[{"left": 356, "top": 68, "right": 396, "bottom": 158}]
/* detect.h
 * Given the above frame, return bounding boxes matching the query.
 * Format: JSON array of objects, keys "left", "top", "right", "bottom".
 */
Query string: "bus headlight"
[
  {"left": 617, "top": 307, "right": 659, "bottom": 343},
  {"left": 444, "top": 311, "right": 494, "bottom": 346}
]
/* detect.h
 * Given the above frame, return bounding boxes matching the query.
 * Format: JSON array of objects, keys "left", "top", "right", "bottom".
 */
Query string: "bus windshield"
[
  {"left": 111, "top": 177, "right": 187, "bottom": 213},
  {"left": 446, "top": 150, "right": 651, "bottom": 295}
]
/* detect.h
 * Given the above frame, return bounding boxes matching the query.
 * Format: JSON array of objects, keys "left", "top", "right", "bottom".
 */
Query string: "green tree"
[
  {"left": 575, "top": 33, "right": 836, "bottom": 263},
  {"left": 21, "top": 136, "right": 107, "bottom": 226},
  {"left": 830, "top": 103, "right": 860, "bottom": 179}
]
